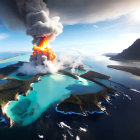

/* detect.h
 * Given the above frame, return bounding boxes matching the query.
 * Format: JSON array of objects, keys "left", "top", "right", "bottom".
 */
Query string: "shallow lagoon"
[{"left": 5, "top": 74, "right": 103, "bottom": 126}]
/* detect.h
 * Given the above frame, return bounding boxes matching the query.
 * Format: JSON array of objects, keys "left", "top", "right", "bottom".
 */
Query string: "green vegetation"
[
  {"left": 57, "top": 88, "right": 115, "bottom": 114},
  {"left": 0, "top": 61, "right": 24, "bottom": 80},
  {"left": 0, "top": 76, "right": 39, "bottom": 108},
  {"left": 0, "top": 67, "right": 18, "bottom": 80}
]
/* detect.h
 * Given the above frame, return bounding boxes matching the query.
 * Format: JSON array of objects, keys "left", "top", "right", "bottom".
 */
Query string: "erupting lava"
[{"left": 32, "top": 36, "right": 56, "bottom": 62}]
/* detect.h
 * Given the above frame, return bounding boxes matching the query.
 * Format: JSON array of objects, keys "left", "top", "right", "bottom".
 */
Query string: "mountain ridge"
[{"left": 111, "top": 38, "right": 140, "bottom": 61}]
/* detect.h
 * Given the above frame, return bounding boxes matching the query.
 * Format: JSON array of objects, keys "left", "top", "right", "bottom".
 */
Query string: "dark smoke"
[{"left": 0, "top": 0, "right": 63, "bottom": 44}]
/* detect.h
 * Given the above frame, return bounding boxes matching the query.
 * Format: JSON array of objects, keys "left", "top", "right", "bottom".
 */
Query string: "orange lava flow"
[{"left": 32, "top": 36, "right": 56, "bottom": 62}]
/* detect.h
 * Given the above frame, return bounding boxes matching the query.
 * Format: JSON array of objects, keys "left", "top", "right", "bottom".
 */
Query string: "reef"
[{"left": 108, "top": 65, "right": 140, "bottom": 77}]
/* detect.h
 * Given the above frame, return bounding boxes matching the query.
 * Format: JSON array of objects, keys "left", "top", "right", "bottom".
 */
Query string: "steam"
[{"left": 18, "top": 54, "right": 83, "bottom": 75}]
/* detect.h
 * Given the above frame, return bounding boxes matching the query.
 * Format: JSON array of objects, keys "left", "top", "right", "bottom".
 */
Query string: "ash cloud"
[
  {"left": 1, "top": 0, "right": 140, "bottom": 29},
  {"left": 46, "top": 0, "right": 140, "bottom": 24},
  {"left": 0, "top": 0, "right": 63, "bottom": 44}
]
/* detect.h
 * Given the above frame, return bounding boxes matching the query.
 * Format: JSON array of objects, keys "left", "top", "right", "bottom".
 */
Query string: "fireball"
[{"left": 32, "top": 36, "right": 56, "bottom": 62}]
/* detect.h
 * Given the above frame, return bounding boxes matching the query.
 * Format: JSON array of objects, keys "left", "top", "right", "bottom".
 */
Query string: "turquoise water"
[
  {"left": 5, "top": 74, "right": 103, "bottom": 126},
  {"left": 0, "top": 53, "right": 31, "bottom": 68}
]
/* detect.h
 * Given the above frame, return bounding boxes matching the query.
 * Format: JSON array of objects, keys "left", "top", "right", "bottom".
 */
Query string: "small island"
[{"left": 108, "top": 65, "right": 140, "bottom": 77}]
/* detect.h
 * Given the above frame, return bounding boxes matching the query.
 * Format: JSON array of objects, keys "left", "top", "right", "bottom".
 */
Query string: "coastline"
[
  {"left": 0, "top": 54, "right": 25, "bottom": 62},
  {"left": 2, "top": 77, "right": 41, "bottom": 127},
  {"left": 107, "top": 65, "right": 140, "bottom": 77},
  {"left": 0, "top": 62, "right": 137, "bottom": 128}
]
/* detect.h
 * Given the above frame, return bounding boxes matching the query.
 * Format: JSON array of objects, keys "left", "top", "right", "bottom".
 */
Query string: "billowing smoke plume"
[
  {"left": 0, "top": 0, "right": 63, "bottom": 44},
  {"left": 23, "top": 0, "right": 63, "bottom": 44}
]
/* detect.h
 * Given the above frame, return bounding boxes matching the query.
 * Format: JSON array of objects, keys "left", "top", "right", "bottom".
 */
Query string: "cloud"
[
  {"left": 1, "top": 0, "right": 140, "bottom": 30},
  {"left": 0, "top": 33, "right": 9, "bottom": 40},
  {"left": 46, "top": 0, "right": 140, "bottom": 24},
  {"left": 93, "top": 25, "right": 99, "bottom": 29},
  {"left": 121, "top": 33, "right": 140, "bottom": 39}
]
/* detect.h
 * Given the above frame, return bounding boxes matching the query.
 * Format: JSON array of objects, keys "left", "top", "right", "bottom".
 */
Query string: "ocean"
[{"left": 0, "top": 52, "right": 140, "bottom": 140}]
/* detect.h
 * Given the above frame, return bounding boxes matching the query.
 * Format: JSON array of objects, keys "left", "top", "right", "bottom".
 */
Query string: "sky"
[{"left": 0, "top": 0, "right": 140, "bottom": 54}]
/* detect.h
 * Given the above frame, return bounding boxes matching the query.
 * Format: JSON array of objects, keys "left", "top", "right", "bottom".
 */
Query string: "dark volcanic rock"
[
  {"left": 111, "top": 39, "right": 140, "bottom": 61},
  {"left": 58, "top": 70, "right": 79, "bottom": 80},
  {"left": 81, "top": 71, "right": 110, "bottom": 80}
]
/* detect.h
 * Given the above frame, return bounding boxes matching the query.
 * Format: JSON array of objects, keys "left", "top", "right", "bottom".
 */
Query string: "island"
[
  {"left": 107, "top": 65, "right": 140, "bottom": 77},
  {"left": 80, "top": 71, "right": 110, "bottom": 88},
  {"left": 56, "top": 88, "right": 116, "bottom": 115}
]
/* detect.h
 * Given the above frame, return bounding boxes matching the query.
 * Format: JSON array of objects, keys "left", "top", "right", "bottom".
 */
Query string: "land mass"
[
  {"left": 0, "top": 61, "right": 25, "bottom": 80},
  {"left": 80, "top": 71, "right": 110, "bottom": 88},
  {"left": 111, "top": 38, "right": 140, "bottom": 61},
  {"left": 0, "top": 76, "right": 40, "bottom": 108},
  {"left": 57, "top": 88, "right": 116, "bottom": 115},
  {"left": 107, "top": 65, "right": 140, "bottom": 77}
]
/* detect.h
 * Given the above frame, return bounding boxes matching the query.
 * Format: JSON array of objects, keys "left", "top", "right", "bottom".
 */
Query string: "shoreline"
[
  {"left": 2, "top": 77, "right": 41, "bottom": 128},
  {"left": 0, "top": 54, "right": 25, "bottom": 62},
  {"left": 107, "top": 65, "right": 140, "bottom": 77}
]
